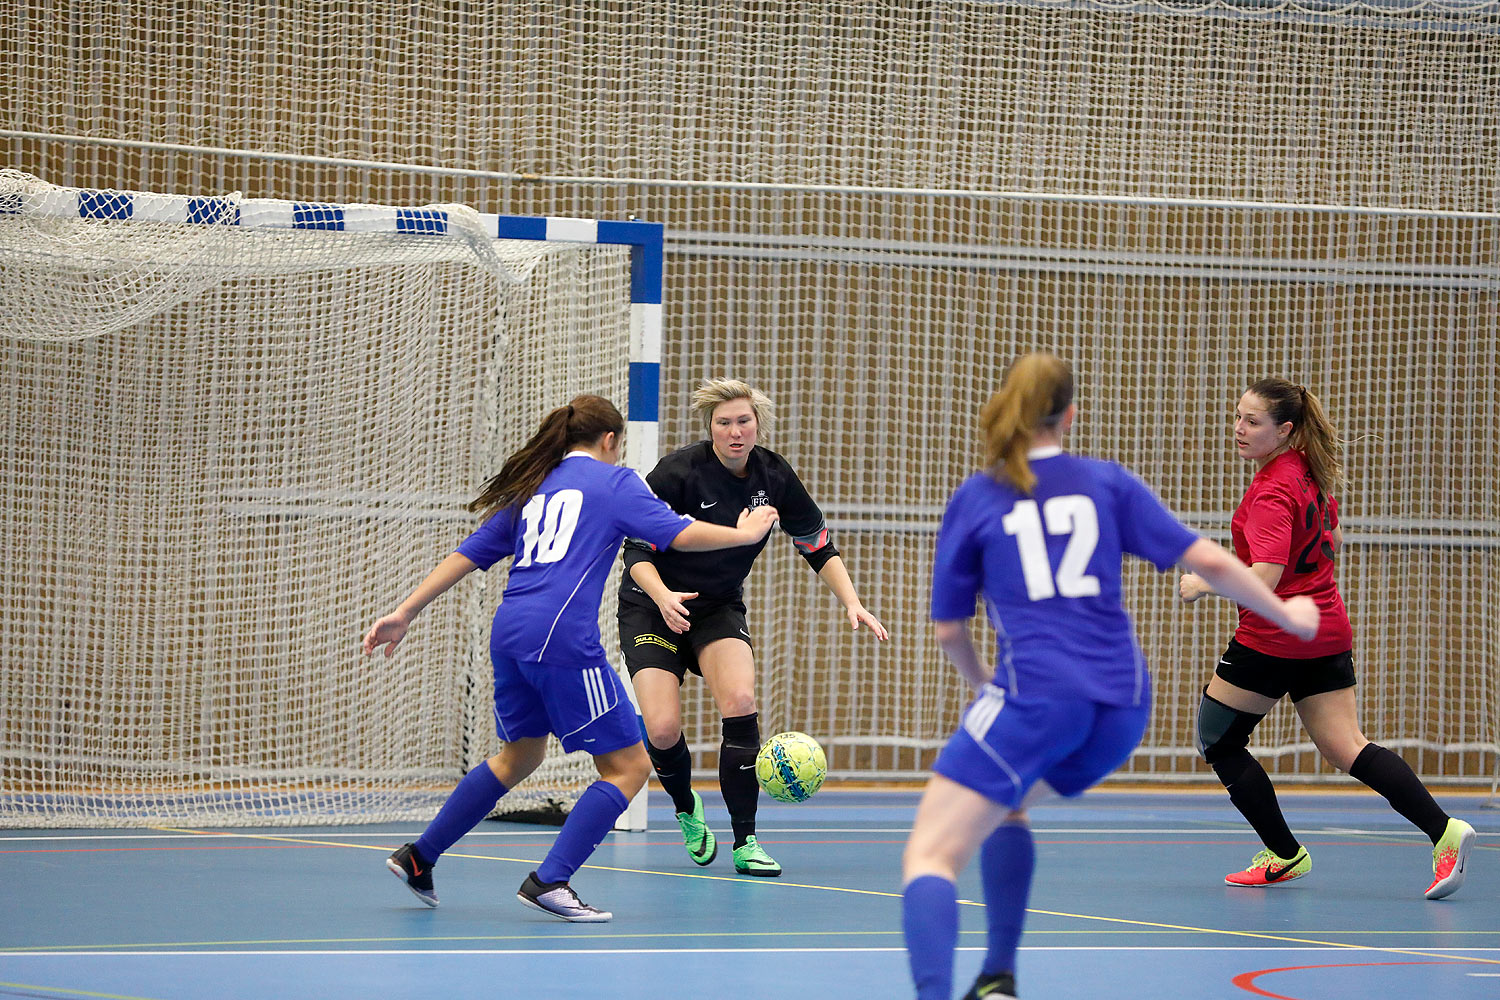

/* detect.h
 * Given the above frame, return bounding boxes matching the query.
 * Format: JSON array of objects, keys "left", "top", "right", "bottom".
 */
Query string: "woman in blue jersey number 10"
[
  {"left": 901, "top": 354, "right": 1320, "bottom": 1000},
  {"left": 362, "top": 395, "right": 778, "bottom": 923}
]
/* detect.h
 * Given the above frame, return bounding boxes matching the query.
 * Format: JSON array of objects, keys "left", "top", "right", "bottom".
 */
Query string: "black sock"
[
  {"left": 719, "top": 713, "right": 761, "bottom": 848},
  {"left": 1349, "top": 743, "right": 1450, "bottom": 843},
  {"left": 1212, "top": 749, "right": 1302, "bottom": 860},
  {"left": 646, "top": 732, "right": 698, "bottom": 815}
]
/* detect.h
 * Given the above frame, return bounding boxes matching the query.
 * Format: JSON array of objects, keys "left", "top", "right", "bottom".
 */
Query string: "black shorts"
[
  {"left": 1213, "top": 637, "right": 1356, "bottom": 703},
  {"left": 617, "top": 601, "right": 753, "bottom": 682}
]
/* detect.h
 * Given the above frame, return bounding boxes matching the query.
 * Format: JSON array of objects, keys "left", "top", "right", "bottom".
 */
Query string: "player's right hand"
[
  {"left": 656, "top": 591, "right": 698, "bottom": 634},
  {"left": 1281, "top": 595, "right": 1321, "bottom": 641},
  {"left": 737, "top": 505, "right": 779, "bottom": 541},
  {"left": 362, "top": 612, "right": 411, "bottom": 657}
]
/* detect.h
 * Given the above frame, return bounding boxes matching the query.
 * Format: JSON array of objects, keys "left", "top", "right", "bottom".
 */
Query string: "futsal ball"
[{"left": 755, "top": 731, "right": 827, "bottom": 803}]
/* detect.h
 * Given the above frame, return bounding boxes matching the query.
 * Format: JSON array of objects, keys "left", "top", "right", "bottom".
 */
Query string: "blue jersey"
[
  {"left": 930, "top": 449, "right": 1198, "bottom": 706},
  {"left": 457, "top": 453, "right": 693, "bottom": 666}
]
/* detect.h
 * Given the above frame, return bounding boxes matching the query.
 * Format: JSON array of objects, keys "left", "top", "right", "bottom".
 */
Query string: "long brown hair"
[
  {"left": 1246, "top": 377, "right": 1343, "bottom": 496},
  {"left": 468, "top": 394, "right": 624, "bottom": 521},
  {"left": 981, "top": 353, "right": 1074, "bottom": 494}
]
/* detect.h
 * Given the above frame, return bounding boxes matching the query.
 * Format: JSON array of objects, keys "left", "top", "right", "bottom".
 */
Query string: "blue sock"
[
  {"left": 979, "top": 819, "right": 1035, "bottom": 977},
  {"left": 413, "top": 764, "right": 506, "bottom": 864},
  {"left": 903, "top": 874, "right": 958, "bottom": 1000},
  {"left": 535, "top": 780, "right": 629, "bottom": 885}
]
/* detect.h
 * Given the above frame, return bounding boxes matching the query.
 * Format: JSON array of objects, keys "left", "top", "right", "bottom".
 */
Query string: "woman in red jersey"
[{"left": 1179, "top": 378, "right": 1474, "bottom": 899}]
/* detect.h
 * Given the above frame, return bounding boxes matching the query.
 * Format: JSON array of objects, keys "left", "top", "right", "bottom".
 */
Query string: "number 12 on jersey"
[{"left": 1000, "top": 495, "right": 1101, "bottom": 601}]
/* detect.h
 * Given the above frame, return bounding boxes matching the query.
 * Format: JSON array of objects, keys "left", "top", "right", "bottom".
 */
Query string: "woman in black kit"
[{"left": 618, "top": 378, "right": 888, "bottom": 877}]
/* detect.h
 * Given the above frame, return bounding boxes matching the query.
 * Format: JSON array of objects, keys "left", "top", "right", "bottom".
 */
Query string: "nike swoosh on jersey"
[{"left": 700, "top": 500, "right": 718, "bottom": 508}]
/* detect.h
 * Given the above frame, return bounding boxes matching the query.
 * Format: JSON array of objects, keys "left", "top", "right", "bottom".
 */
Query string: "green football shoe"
[
  {"left": 732, "top": 835, "right": 782, "bottom": 877},
  {"left": 675, "top": 790, "right": 717, "bottom": 866}
]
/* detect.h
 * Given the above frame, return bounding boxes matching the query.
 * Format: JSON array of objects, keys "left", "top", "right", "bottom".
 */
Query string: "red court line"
[
  {"left": 2, "top": 836, "right": 1425, "bottom": 856},
  {"left": 1232, "top": 961, "right": 1479, "bottom": 999},
  {"left": 663, "top": 838, "right": 1426, "bottom": 848},
  {"left": 1029, "top": 839, "right": 1431, "bottom": 847}
]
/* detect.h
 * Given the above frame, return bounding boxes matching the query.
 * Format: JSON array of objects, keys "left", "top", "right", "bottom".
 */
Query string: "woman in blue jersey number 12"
[
  {"left": 362, "top": 395, "right": 778, "bottom": 923},
  {"left": 901, "top": 355, "right": 1320, "bottom": 1000}
]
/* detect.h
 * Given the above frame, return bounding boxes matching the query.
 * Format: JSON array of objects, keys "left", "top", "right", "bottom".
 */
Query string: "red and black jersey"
[
  {"left": 618, "top": 441, "right": 837, "bottom": 612},
  {"left": 1230, "top": 449, "right": 1352, "bottom": 658}
]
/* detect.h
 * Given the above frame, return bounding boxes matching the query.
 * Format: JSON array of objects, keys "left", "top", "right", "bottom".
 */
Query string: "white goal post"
[{"left": 0, "top": 170, "right": 661, "bottom": 829}]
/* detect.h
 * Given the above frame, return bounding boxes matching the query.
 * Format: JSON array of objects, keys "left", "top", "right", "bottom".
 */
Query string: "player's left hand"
[
  {"left": 736, "top": 504, "right": 780, "bottom": 541},
  {"left": 362, "top": 612, "right": 411, "bottom": 657},
  {"left": 845, "top": 603, "right": 889, "bottom": 640}
]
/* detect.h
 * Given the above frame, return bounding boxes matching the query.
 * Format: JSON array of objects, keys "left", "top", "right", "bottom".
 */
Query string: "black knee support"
[
  {"left": 719, "top": 713, "right": 761, "bottom": 847},
  {"left": 721, "top": 712, "right": 760, "bottom": 751},
  {"left": 646, "top": 732, "right": 696, "bottom": 814},
  {"left": 646, "top": 731, "right": 691, "bottom": 775},
  {"left": 1196, "top": 690, "right": 1265, "bottom": 765}
]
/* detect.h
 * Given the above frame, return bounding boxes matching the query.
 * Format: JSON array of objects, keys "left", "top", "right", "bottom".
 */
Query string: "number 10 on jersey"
[{"left": 516, "top": 489, "right": 583, "bottom": 566}]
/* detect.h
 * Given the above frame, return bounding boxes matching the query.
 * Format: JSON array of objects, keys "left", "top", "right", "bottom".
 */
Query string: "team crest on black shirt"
[{"left": 750, "top": 490, "right": 771, "bottom": 509}]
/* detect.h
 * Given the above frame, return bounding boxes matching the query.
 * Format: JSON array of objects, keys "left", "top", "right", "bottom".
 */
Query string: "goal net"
[
  {"left": 664, "top": 209, "right": 1500, "bottom": 786},
  {"left": 3, "top": 1, "right": 1498, "bottom": 791},
  {"left": 0, "top": 171, "right": 634, "bottom": 827}
]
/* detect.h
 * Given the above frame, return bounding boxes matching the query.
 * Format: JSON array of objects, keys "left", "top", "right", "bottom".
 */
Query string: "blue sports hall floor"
[{"left": 2, "top": 787, "right": 1495, "bottom": 1000}]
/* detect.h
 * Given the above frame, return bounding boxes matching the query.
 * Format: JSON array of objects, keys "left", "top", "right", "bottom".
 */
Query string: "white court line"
[{"left": 2, "top": 947, "right": 1498, "bottom": 957}]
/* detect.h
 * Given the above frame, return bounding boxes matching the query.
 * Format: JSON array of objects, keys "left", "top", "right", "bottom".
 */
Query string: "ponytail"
[
  {"left": 468, "top": 394, "right": 624, "bottom": 521},
  {"left": 981, "top": 353, "right": 1074, "bottom": 494},
  {"left": 1246, "top": 377, "right": 1344, "bottom": 496}
]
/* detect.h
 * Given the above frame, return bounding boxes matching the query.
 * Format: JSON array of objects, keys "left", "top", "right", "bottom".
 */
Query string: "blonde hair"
[
  {"left": 691, "top": 377, "right": 774, "bottom": 439},
  {"left": 1246, "top": 377, "right": 1344, "bottom": 496},
  {"left": 980, "top": 353, "right": 1074, "bottom": 494}
]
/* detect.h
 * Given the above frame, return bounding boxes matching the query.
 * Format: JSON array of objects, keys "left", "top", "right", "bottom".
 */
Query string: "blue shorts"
[
  {"left": 491, "top": 649, "right": 642, "bottom": 755},
  {"left": 933, "top": 685, "right": 1150, "bottom": 809}
]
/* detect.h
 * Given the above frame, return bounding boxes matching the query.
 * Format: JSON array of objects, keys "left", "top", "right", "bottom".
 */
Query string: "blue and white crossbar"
[{"left": 2, "top": 186, "right": 665, "bottom": 470}]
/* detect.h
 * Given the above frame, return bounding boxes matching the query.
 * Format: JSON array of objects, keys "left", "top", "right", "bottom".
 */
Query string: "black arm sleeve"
[
  {"left": 622, "top": 536, "right": 656, "bottom": 569},
  {"left": 775, "top": 459, "right": 840, "bottom": 573}
]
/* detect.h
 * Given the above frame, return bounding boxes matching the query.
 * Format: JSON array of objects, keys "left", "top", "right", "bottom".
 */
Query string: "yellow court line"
[
  {"left": 153, "top": 827, "right": 902, "bottom": 895},
  {"left": 11, "top": 929, "right": 1500, "bottom": 959},
  {"left": 3, "top": 930, "right": 918, "bottom": 953},
  {"left": 1024, "top": 907, "right": 1500, "bottom": 966},
  {"left": 148, "top": 826, "right": 1500, "bottom": 968},
  {"left": 0, "top": 982, "right": 165, "bottom": 1000}
]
